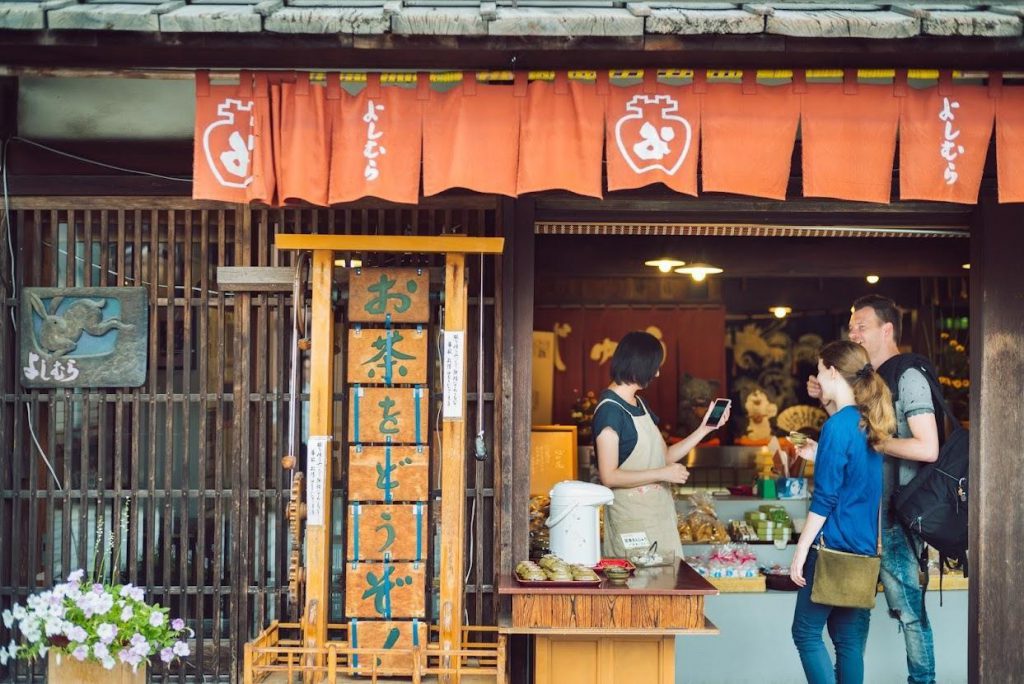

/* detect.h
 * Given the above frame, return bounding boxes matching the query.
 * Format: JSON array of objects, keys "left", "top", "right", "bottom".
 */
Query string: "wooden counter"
[{"left": 499, "top": 561, "right": 718, "bottom": 684}]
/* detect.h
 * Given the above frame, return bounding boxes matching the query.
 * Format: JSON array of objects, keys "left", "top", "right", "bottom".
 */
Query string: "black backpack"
[{"left": 889, "top": 362, "right": 969, "bottom": 580}]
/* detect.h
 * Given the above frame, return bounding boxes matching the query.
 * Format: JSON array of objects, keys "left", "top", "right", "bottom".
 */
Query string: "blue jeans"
[
  {"left": 792, "top": 548, "right": 872, "bottom": 684},
  {"left": 880, "top": 526, "right": 936, "bottom": 684}
]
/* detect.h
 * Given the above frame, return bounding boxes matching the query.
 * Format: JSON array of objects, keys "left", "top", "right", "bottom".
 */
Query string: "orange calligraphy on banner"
[
  {"left": 517, "top": 78, "right": 605, "bottom": 198},
  {"left": 329, "top": 77, "right": 423, "bottom": 205},
  {"left": 996, "top": 88, "right": 1024, "bottom": 204},
  {"left": 605, "top": 84, "right": 700, "bottom": 195},
  {"left": 900, "top": 85, "right": 994, "bottom": 204},
  {"left": 701, "top": 83, "right": 800, "bottom": 200},
  {"left": 423, "top": 79, "right": 520, "bottom": 197},
  {"left": 192, "top": 71, "right": 275, "bottom": 204},
  {"left": 801, "top": 84, "right": 899, "bottom": 204}
]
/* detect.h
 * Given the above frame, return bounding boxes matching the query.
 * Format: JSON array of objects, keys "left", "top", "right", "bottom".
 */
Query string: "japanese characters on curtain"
[
  {"left": 192, "top": 70, "right": 1024, "bottom": 206},
  {"left": 345, "top": 267, "right": 431, "bottom": 672},
  {"left": 899, "top": 81, "right": 995, "bottom": 204}
]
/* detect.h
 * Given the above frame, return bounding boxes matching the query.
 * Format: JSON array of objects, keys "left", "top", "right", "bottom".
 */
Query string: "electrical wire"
[
  {"left": 12, "top": 136, "right": 192, "bottom": 183},
  {"left": 2, "top": 138, "right": 16, "bottom": 331},
  {"left": 26, "top": 405, "right": 63, "bottom": 491}
]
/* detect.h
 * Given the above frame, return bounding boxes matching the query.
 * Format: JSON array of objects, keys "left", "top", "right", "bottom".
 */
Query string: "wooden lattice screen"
[{"left": 0, "top": 197, "right": 502, "bottom": 682}]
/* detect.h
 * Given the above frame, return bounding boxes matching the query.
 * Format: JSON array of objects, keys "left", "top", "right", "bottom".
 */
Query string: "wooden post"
[
  {"left": 969, "top": 200, "right": 1024, "bottom": 682},
  {"left": 439, "top": 253, "right": 468, "bottom": 661},
  {"left": 304, "top": 249, "right": 335, "bottom": 651}
]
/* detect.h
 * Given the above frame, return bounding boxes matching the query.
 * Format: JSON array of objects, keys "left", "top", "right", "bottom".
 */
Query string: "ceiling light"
[
  {"left": 866, "top": 274, "right": 880, "bottom": 284},
  {"left": 673, "top": 262, "right": 723, "bottom": 282},
  {"left": 962, "top": 263, "right": 970, "bottom": 270},
  {"left": 645, "top": 258, "right": 686, "bottom": 273},
  {"left": 771, "top": 306, "right": 792, "bottom": 319}
]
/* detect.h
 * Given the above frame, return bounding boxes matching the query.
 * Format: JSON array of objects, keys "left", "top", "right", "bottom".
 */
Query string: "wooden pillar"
[
  {"left": 968, "top": 200, "right": 1024, "bottom": 682},
  {"left": 439, "top": 253, "right": 468, "bottom": 655},
  {"left": 304, "top": 249, "right": 335, "bottom": 649}
]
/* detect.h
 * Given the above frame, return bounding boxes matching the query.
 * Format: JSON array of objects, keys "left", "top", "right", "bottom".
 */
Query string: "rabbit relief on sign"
[{"left": 28, "top": 293, "right": 135, "bottom": 357}]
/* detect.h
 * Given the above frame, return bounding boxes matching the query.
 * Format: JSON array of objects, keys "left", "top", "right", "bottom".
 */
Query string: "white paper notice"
[
  {"left": 443, "top": 331, "right": 465, "bottom": 420},
  {"left": 306, "top": 436, "right": 331, "bottom": 526}
]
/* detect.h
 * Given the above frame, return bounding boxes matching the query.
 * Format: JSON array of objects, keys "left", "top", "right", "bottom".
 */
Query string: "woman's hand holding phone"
[{"left": 701, "top": 399, "right": 731, "bottom": 430}]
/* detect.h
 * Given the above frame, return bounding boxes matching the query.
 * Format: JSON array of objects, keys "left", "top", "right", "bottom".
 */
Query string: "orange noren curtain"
[
  {"left": 605, "top": 84, "right": 700, "bottom": 196},
  {"left": 516, "top": 79, "right": 605, "bottom": 198},
  {"left": 329, "top": 79, "right": 423, "bottom": 205},
  {"left": 996, "top": 87, "right": 1024, "bottom": 204},
  {"left": 422, "top": 80, "right": 520, "bottom": 197},
  {"left": 701, "top": 83, "right": 800, "bottom": 200},
  {"left": 193, "top": 71, "right": 275, "bottom": 204},
  {"left": 274, "top": 74, "right": 332, "bottom": 206},
  {"left": 801, "top": 84, "right": 900, "bottom": 204},
  {"left": 900, "top": 85, "right": 994, "bottom": 204}
]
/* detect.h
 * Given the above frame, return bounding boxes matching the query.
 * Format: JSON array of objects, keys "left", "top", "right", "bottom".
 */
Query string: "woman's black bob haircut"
[{"left": 610, "top": 331, "right": 664, "bottom": 387}]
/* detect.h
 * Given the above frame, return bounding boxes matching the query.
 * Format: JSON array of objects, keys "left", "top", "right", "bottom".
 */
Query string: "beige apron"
[{"left": 598, "top": 396, "right": 683, "bottom": 560}]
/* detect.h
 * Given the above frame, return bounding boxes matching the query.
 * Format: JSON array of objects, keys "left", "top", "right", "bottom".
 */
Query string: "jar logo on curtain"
[
  {"left": 614, "top": 95, "right": 692, "bottom": 176},
  {"left": 939, "top": 97, "right": 964, "bottom": 186},
  {"left": 202, "top": 98, "right": 256, "bottom": 189}
]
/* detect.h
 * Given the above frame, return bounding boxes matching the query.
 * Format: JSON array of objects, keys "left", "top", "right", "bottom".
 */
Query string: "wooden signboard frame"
[
  {"left": 345, "top": 562, "right": 427, "bottom": 619},
  {"left": 348, "top": 267, "right": 430, "bottom": 324},
  {"left": 348, "top": 386, "right": 430, "bottom": 445},
  {"left": 273, "top": 234, "right": 504, "bottom": 667},
  {"left": 530, "top": 425, "right": 579, "bottom": 497},
  {"left": 348, "top": 445, "right": 429, "bottom": 503},
  {"left": 346, "top": 503, "right": 428, "bottom": 562},
  {"left": 347, "top": 326, "right": 429, "bottom": 385}
]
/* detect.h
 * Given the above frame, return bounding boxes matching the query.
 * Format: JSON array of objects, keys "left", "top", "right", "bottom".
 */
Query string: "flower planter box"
[{"left": 47, "top": 652, "right": 146, "bottom": 684}]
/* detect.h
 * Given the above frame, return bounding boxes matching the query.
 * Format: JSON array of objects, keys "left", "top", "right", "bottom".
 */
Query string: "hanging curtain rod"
[{"left": 0, "top": 66, "right": 1018, "bottom": 82}]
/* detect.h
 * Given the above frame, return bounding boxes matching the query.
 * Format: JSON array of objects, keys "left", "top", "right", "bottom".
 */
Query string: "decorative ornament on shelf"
[{"left": 569, "top": 390, "right": 599, "bottom": 443}]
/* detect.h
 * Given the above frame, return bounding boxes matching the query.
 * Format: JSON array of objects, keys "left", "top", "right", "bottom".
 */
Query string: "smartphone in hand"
[{"left": 704, "top": 398, "right": 731, "bottom": 428}]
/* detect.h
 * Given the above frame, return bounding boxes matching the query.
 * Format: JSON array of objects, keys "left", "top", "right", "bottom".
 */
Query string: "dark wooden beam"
[
  {"left": 2, "top": 32, "right": 1024, "bottom": 71},
  {"left": 969, "top": 196, "right": 1024, "bottom": 683}
]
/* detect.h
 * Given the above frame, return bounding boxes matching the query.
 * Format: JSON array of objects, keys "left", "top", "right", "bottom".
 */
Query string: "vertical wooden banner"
[
  {"left": 439, "top": 253, "right": 468, "bottom": 656},
  {"left": 304, "top": 250, "right": 335, "bottom": 649}
]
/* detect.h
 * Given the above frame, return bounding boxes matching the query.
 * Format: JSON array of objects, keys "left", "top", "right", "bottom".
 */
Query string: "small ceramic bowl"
[{"left": 603, "top": 567, "right": 631, "bottom": 585}]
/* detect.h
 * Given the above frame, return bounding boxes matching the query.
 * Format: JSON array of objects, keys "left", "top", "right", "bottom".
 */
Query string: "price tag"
[
  {"left": 307, "top": 436, "right": 331, "bottom": 526},
  {"left": 620, "top": 532, "right": 651, "bottom": 549},
  {"left": 442, "top": 331, "right": 465, "bottom": 420}
]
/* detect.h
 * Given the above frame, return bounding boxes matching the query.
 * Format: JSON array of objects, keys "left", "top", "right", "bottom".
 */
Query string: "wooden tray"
[{"left": 515, "top": 577, "right": 603, "bottom": 588}]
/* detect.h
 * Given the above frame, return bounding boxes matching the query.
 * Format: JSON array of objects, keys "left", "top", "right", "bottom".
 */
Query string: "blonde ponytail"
[{"left": 819, "top": 340, "right": 896, "bottom": 450}]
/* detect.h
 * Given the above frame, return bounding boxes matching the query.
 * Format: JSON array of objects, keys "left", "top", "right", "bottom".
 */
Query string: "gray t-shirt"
[{"left": 883, "top": 367, "right": 937, "bottom": 527}]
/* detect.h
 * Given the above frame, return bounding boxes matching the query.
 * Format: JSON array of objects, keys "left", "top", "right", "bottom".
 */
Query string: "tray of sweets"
[{"left": 514, "top": 577, "right": 603, "bottom": 588}]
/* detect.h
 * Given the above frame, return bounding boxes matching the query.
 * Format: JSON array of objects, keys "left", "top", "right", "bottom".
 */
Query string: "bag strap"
[{"left": 914, "top": 365, "right": 959, "bottom": 432}]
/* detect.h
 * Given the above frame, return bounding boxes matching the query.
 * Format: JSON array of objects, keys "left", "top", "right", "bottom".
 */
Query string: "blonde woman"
[{"left": 790, "top": 340, "right": 896, "bottom": 684}]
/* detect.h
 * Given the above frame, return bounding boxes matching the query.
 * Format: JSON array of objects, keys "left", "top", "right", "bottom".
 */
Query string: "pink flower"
[
  {"left": 160, "top": 647, "right": 175, "bottom": 664},
  {"left": 71, "top": 646, "right": 89, "bottom": 661},
  {"left": 172, "top": 618, "right": 185, "bottom": 631}
]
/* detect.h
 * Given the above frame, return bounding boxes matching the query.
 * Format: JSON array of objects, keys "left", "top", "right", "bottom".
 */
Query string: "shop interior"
[{"left": 528, "top": 219, "right": 971, "bottom": 682}]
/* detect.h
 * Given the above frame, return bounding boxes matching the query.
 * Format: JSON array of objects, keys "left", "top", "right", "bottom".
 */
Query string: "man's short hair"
[
  {"left": 610, "top": 331, "right": 664, "bottom": 387},
  {"left": 852, "top": 294, "right": 903, "bottom": 343}
]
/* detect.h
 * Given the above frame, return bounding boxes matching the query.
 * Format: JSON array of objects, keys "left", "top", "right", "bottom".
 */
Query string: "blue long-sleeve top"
[{"left": 809, "top": 405, "right": 883, "bottom": 556}]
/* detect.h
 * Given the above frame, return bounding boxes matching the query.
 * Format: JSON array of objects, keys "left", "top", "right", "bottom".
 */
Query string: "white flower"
[
  {"left": 101, "top": 655, "right": 116, "bottom": 670},
  {"left": 149, "top": 611, "right": 165, "bottom": 628},
  {"left": 1, "top": 610, "right": 13, "bottom": 628},
  {"left": 66, "top": 625, "right": 88, "bottom": 643},
  {"left": 160, "top": 647, "right": 175, "bottom": 664},
  {"left": 72, "top": 645, "right": 89, "bottom": 661},
  {"left": 0, "top": 640, "right": 15, "bottom": 666},
  {"left": 11, "top": 605, "right": 27, "bottom": 621},
  {"left": 120, "top": 605, "right": 134, "bottom": 622},
  {"left": 96, "top": 623, "right": 118, "bottom": 644},
  {"left": 172, "top": 618, "right": 185, "bottom": 631},
  {"left": 93, "top": 642, "right": 110, "bottom": 660},
  {"left": 172, "top": 640, "right": 190, "bottom": 657},
  {"left": 67, "top": 569, "right": 85, "bottom": 583},
  {"left": 44, "top": 617, "right": 64, "bottom": 637}
]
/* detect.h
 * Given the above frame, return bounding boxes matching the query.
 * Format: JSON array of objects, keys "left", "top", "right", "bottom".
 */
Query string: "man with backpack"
[{"left": 808, "top": 294, "right": 938, "bottom": 684}]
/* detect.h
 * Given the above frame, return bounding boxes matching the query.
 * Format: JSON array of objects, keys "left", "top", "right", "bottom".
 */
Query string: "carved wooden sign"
[
  {"left": 348, "top": 446, "right": 429, "bottom": 503},
  {"left": 347, "top": 327, "right": 428, "bottom": 385},
  {"left": 348, "top": 620, "right": 427, "bottom": 674},
  {"left": 345, "top": 562, "right": 426, "bottom": 619},
  {"left": 19, "top": 287, "right": 148, "bottom": 388},
  {"left": 348, "top": 268, "right": 429, "bottom": 324},
  {"left": 347, "top": 504, "right": 427, "bottom": 562},
  {"left": 349, "top": 387, "right": 429, "bottom": 445}
]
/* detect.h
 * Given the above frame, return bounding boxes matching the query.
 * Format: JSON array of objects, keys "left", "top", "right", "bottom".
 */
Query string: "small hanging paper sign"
[
  {"left": 307, "top": 436, "right": 331, "bottom": 526},
  {"left": 442, "top": 331, "right": 465, "bottom": 420}
]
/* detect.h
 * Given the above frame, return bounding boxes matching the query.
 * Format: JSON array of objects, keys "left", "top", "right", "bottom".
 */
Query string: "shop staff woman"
[
  {"left": 593, "top": 331, "right": 730, "bottom": 559},
  {"left": 790, "top": 340, "right": 896, "bottom": 684}
]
